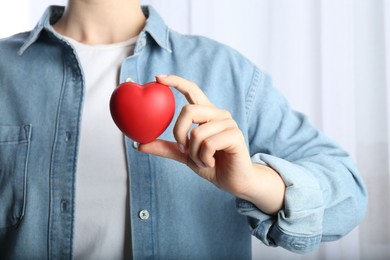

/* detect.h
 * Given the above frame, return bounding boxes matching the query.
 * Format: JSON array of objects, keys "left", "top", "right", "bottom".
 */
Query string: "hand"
[{"left": 139, "top": 75, "right": 285, "bottom": 214}]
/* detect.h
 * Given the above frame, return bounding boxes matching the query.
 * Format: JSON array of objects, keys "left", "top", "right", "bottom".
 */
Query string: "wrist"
[{"left": 236, "top": 163, "right": 286, "bottom": 215}]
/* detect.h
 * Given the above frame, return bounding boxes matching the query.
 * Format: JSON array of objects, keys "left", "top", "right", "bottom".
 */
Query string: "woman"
[{"left": 0, "top": 0, "right": 367, "bottom": 259}]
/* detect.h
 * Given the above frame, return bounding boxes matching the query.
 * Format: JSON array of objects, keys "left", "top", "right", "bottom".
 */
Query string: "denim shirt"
[{"left": 0, "top": 5, "right": 367, "bottom": 259}]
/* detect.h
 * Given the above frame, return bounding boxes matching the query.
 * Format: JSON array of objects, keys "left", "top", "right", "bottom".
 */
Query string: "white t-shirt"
[{"left": 63, "top": 36, "right": 137, "bottom": 260}]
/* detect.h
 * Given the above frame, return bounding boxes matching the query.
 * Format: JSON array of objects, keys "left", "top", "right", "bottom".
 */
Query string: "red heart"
[{"left": 110, "top": 81, "right": 175, "bottom": 144}]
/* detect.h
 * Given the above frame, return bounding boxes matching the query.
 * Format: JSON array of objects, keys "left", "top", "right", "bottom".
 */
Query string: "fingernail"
[
  {"left": 196, "top": 161, "right": 208, "bottom": 169},
  {"left": 178, "top": 143, "right": 185, "bottom": 153},
  {"left": 156, "top": 74, "right": 168, "bottom": 78}
]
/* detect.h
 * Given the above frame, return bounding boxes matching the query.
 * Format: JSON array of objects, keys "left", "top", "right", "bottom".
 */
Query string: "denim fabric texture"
[{"left": 0, "top": 5, "right": 367, "bottom": 259}]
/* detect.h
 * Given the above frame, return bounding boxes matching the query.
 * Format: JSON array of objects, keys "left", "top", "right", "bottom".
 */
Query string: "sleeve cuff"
[{"left": 235, "top": 153, "right": 325, "bottom": 253}]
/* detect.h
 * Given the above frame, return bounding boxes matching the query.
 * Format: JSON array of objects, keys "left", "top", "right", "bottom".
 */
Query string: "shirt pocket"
[{"left": 0, "top": 124, "right": 31, "bottom": 231}]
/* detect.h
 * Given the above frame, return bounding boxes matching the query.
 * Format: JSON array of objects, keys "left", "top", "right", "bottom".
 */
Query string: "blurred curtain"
[
  {"left": 1, "top": 0, "right": 389, "bottom": 259},
  {"left": 142, "top": 0, "right": 390, "bottom": 259}
]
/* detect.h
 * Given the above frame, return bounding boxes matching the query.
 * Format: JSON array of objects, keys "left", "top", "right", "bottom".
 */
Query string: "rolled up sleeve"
[{"left": 239, "top": 68, "right": 368, "bottom": 254}]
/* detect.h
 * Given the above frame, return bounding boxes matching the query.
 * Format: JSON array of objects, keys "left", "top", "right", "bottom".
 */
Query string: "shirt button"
[
  {"left": 139, "top": 210, "right": 150, "bottom": 220},
  {"left": 141, "top": 38, "right": 147, "bottom": 47},
  {"left": 65, "top": 131, "right": 71, "bottom": 142},
  {"left": 61, "top": 200, "right": 69, "bottom": 212},
  {"left": 72, "top": 72, "right": 78, "bottom": 81},
  {"left": 132, "top": 141, "right": 139, "bottom": 150},
  {"left": 125, "top": 77, "right": 135, "bottom": 82}
]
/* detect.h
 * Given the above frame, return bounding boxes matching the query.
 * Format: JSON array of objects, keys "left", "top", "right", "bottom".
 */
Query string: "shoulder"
[
  {"left": 169, "top": 30, "right": 255, "bottom": 70},
  {"left": 0, "top": 32, "right": 33, "bottom": 69},
  {"left": 0, "top": 32, "right": 30, "bottom": 77},
  {"left": 0, "top": 31, "right": 30, "bottom": 54},
  {"left": 167, "top": 29, "right": 263, "bottom": 92}
]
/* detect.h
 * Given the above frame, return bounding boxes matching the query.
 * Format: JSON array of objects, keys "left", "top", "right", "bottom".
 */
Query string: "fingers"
[
  {"left": 172, "top": 104, "right": 241, "bottom": 169},
  {"left": 139, "top": 120, "right": 243, "bottom": 174},
  {"left": 154, "top": 74, "right": 245, "bottom": 172},
  {"left": 173, "top": 104, "right": 232, "bottom": 148},
  {"left": 198, "top": 128, "right": 246, "bottom": 168},
  {"left": 189, "top": 120, "right": 241, "bottom": 168},
  {"left": 156, "top": 75, "right": 213, "bottom": 106}
]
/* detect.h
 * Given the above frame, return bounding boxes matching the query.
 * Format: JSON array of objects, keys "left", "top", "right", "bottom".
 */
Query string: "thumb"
[{"left": 138, "top": 139, "right": 187, "bottom": 164}]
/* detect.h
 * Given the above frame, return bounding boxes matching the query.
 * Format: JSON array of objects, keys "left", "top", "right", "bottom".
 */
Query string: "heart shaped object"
[{"left": 110, "top": 81, "right": 175, "bottom": 144}]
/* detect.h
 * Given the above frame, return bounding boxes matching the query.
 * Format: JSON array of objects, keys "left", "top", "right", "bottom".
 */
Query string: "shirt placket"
[{"left": 48, "top": 43, "right": 84, "bottom": 260}]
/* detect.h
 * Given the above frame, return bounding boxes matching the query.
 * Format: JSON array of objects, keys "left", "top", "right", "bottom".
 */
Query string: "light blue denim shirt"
[{"left": 0, "top": 5, "right": 367, "bottom": 259}]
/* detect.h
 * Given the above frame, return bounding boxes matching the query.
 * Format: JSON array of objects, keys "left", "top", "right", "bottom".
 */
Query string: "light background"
[{"left": 1, "top": 0, "right": 389, "bottom": 259}]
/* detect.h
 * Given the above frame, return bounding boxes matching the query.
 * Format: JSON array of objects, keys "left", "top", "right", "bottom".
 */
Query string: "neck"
[{"left": 53, "top": 0, "right": 145, "bottom": 44}]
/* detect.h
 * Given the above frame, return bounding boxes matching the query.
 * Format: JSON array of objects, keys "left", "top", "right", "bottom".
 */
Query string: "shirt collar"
[
  {"left": 141, "top": 6, "right": 172, "bottom": 53},
  {"left": 18, "top": 5, "right": 172, "bottom": 55}
]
